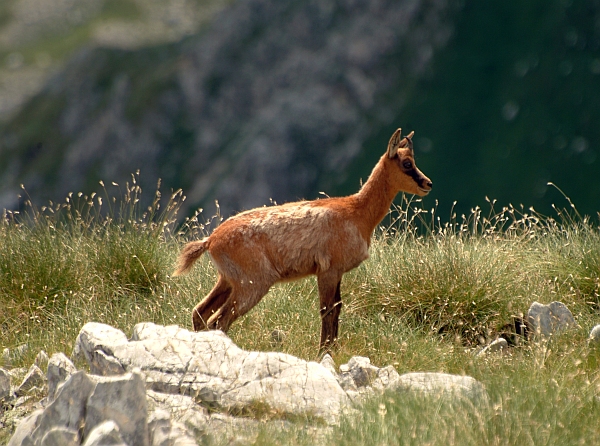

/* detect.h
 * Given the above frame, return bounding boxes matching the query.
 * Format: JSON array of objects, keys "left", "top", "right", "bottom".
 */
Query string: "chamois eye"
[{"left": 403, "top": 161, "right": 413, "bottom": 169}]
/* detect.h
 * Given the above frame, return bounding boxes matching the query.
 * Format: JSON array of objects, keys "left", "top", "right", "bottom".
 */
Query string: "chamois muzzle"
[
  {"left": 416, "top": 177, "right": 433, "bottom": 196},
  {"left": 407, "top": 160, "right": 432, "bottom": 196}
]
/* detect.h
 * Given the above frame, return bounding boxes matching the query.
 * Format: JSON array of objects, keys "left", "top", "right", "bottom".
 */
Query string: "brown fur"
[
  {"left": 174, "top": 128, "right": 432, "bottom": 351},
  {"left": 174, "top": 239, "right": 209, "bottom": 275}
]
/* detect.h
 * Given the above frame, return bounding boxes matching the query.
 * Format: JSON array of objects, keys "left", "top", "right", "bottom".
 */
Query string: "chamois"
[{"left": 174, "top": 128, "right": 432, "bottom": 351}]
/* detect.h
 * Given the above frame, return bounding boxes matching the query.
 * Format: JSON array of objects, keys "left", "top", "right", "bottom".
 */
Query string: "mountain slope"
[{"left": 0, "top": 0, "right": 456, "bottom": 216}]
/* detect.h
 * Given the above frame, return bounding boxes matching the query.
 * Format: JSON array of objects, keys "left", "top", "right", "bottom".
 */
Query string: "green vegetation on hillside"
[
  {"left": 0, "top": 2, "right": 12, "bottom": 29},
  {"left": 1, "top": 181, "right": 600, "bottom": 444}
]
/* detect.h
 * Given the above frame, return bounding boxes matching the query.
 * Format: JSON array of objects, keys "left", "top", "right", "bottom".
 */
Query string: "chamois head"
[{"left": 386, "top": 128, "right": 432, "bottom": 197}]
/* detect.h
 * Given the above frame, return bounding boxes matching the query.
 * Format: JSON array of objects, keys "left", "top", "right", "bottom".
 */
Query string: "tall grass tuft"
[{"left": 0, "top": 173, "right": 194, "bottom": 359}]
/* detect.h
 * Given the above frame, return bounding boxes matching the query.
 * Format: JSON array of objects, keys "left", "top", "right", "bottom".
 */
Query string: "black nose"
[{"left": 426, "top": 181, "right": 433, "bottom": 188}]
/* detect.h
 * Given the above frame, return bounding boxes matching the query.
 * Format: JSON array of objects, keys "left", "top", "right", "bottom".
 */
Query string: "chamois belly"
[{"left": 266, "top": 223, "right": 369, "bottom": 280}]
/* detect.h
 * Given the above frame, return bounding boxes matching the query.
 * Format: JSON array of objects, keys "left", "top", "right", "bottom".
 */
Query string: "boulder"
[
  {"left": 336, "top": 356, "right": 401, "bottom": 397},
  {"left": 393, "top": 372, "right": 489, "bottom": 404},
  {"left": 319, "top": 354, "right": 338, "bottom": 378},
  {"left": 75, "top": 322, "right": 348, "bottom": 423},
  {"left": 29, "top": 372, "right": 96, "bottom": 445},
  {"left": 46, "top": 353, "right": 77, "bottom": 402},
  {"left": 15, "top": 365, "right": 46, "bottom": 397},
  {"left": 320, "top": 355, "right": 486, "bottom": 406},
  {"left": 589, "top": 324, "right": 600, "bottom": 346},
  {"left": 7, "top": 409, "right": 44, "bottom": 446},
  {"left": 341, "top": 356, "right": 380, "bottom": 387},
  {"left": 146, "top": 388, "right": 280, "bottom": 443},
  {"left": 528, "top": 301, "right": 577, "bottom": 337},
  {"left": 147, "top": 409, "right": 196, "bottom": 446},
  {"left": 10, "top": 370, "right": 153, "bottom": 446},
  {"left": 372, "top": 366, "right": 403, "bottom": 391},
  {"left": 147, "top": 410, "right": 175, "bottom": 446},
  {"left": 72, "top": 323, "right": 129, "bottom": 376},
  {"left": 1, "top": 367, "right": 11, "bottom": 401},
  {"left": 477, "top": 338, "right": 508, "bottom": 356},
  {"left": 83, "top": 371, "right": 149, "bottom": 446}
]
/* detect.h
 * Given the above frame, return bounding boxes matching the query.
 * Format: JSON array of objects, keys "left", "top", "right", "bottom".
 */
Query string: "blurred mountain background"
[{"left": 0, "top": 0, "right": 598, "bottom": 220}]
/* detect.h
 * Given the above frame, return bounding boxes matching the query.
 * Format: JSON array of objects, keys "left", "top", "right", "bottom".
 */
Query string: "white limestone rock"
[
  {"left": 528, "top": 301, "right": 577, "bottom": 337},
  {"left": 344, "top": 356, "right": 379, "bottom": 387},
  {"left": 8, "top": 321, "right": 492, "bottom": 446},
  {"left": 82, "top": 421, "right": 127, "bottom": 446},
  {"left": 72, "top": 322, "right": 129, "bottom": 376},
  {"left": 147, "top": 409, "right": 196, "bottom": 446},
  {"left": 477, "top": 338, "right": 508, "bottom": 356},
  {"left": 0, "top": 367, "right": 11, "bottom": 401},
  {"left": 30, "top": 372, "right": 96, "bottom": 445},
  {"left": 84, "top": 371, "right": 149, "bottom": 446},
  {"left": 15, "top": 364, "right": 46, "bottom": 397},
  {"left": 393, "top": 372, "right": 489, "bottom": 404},
  {"left": 39, "top": 427, "right": 78, "bottom": 446},
  {"left": 319, "top": 353, "right": 338, "bottom": 378},
  {"left": 46, "top": 353, "right": 77, "bottom": 402},
  {"left": 7, "top": 409, "right": 43, "bottom": 446},
  {"left": 75, "top": 322, "right": 348, "bottom": 424},
  {"left": 371, "top": 365, "right": 402, "bottom": 391},
  {"left": 589, "top": 324, "right": 600, "bottom": 346}
]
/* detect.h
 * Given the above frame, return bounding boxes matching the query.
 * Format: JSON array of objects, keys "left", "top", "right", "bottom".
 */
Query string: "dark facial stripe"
[{"left": 405, "top": 167, "right": 426, "bottom": 188}]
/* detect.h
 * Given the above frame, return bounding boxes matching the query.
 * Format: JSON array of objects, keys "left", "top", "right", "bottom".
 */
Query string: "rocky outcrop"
[
  {"left": 73, "top": 322, "right": 349, "bottom": 423},
  {"left": 6, "top": 322, "right": 489, "bottom": 445}
]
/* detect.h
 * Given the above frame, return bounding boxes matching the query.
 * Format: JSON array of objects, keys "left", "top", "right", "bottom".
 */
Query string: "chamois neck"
[{"left": 353, "top": 155, "right": 398, "bottom": 238}]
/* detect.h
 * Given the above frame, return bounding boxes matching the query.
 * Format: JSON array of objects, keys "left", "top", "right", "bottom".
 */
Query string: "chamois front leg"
[{"left": 318, "top": 273, "right": 343, "bottom": 352}]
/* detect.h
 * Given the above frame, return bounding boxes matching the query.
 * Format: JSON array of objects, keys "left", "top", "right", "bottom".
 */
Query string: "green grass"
[
  {"left": 1, "top": 183, "right": 600, "bottom": 444},
  {"left": 0, "top": 1, "right": 13, "bottom": 29},
  {"left": 99, "top": 0, "right": 141, "bottom": 21},
  {"left": 0, "top": 175, "right": 189, "bottom": 358}
]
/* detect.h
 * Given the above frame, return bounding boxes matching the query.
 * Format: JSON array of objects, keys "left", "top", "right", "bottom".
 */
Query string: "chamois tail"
[{"left": 173, "top": 238, "right": 210, "bottom": 276}]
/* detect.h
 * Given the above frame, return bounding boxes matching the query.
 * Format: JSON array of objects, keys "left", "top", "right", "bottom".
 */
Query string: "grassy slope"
[{"left": 0, "top": 183, "right": 599, "bottom": 444}]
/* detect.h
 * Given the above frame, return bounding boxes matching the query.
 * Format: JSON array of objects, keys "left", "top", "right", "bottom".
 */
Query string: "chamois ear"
[
  {"left": 398, "top": 130, "right": 415, "bottom": 149},
  {"left": 387, "top": 128, "right": 402, "bottom": 159}
]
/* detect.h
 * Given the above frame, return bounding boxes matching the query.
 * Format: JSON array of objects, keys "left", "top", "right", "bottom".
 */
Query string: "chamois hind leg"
[
  {"left": 206, "top": 282, "right": 271, "bottom": 332},
  {"left": 192, "top": 275, "right": 232, "bottom": 331},
  {"left": 317, "top": 272, "right": 343, "bottom": 352}
]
